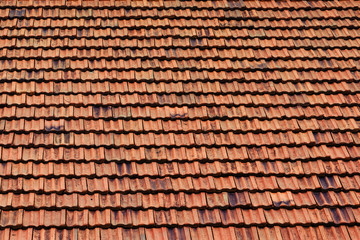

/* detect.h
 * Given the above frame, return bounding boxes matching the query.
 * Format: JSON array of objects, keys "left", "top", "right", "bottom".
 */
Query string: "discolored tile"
[{"left": 0, "top": 0, "right": 359, "bottom": 235}]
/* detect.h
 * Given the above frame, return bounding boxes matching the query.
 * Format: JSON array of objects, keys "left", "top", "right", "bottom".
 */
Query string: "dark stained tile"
[{"left": 0, "top": 0, "right": 359, "bottom": 234}]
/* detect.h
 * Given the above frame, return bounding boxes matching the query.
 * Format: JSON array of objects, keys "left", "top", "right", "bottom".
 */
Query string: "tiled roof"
[{"left": 1, "top": 0, "right": 360, "bottom": 238}]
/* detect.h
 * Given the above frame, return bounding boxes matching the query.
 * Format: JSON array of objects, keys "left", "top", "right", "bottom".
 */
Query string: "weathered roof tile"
[{"left": 0, "top": 0, "right": 359, "bottom": 236}]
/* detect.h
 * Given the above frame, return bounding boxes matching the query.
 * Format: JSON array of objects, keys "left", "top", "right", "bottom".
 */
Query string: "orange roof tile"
[{"left": 0, "top": 0, "right": 360, "bottom": 238}]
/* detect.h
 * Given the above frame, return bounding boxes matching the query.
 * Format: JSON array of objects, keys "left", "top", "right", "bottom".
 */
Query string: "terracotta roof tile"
[{"left": 0, "top": 0, "right": 360, "bottom": 237}]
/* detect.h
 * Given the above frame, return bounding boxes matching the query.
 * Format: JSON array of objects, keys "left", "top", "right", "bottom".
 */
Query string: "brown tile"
[
  {"left": 1, "top": 210, "right": 23, "bottom": 227},
  {"left": 108, "top": 177, "right": 131, "bottom": 192},
  {"left": 249, "top": 192, "right": 272, "bottom": 207},
  {"left": 0, "top": 193, "right": 13, "bottom": 208},
  {"left": 84, "top": 147, "right": 105, "bottom": 161},
  {"left": 307, "top": 208, "right": 334, "bottom": 224},
  {"left": 2, "top": 147, "right": 23, "bottom": 161},
  {"left": 111, "top": 209, "right": 132, "bottom": 226},
  {"left": 291, "top": 192, "right": 316, "bottom": 207},
  {"left": 145, "top": 227, "right": 169, "bottom": 240},
  {"left": 56, "top": 194, "right": 78, "bottom": 208},
  {"left": 189, "top": 227, "right": 214, "bottom": 239},
  {"left": 175, "top": 209, "right": 199, "bottom": 226},
  {"left": 0, "top": 229, "right": 9, "bottom": 240},
  {"left": 346, "top": 226, "right": 360, "bottom": 240},
  {"left": 0, "top": 1, "right": 359, "bottom": 233},
  {"left": 184, "top": 193, "right": 207, "bottom": 208},
  {"left": 87, "top": 178, "right": 109, "bottom": 192},
  {"left": 264, "top": 209, "right": 289, "bottom": 224},
  {"left": 99, "top": 193, "right": 120, "bottom": 208},
  {"left": 89, "top": 209, "right": 111, "bottom": 227},
  {"left": 256, "top": 227, "right": 283, "bottom": 240},
  {"left": 66, "top": 210, "right": 89, "bottom": 227},
  {"left": 334, "top": 191, "right": 360, "bottom": 206},
  {"left": 242, "top": 209, "right": 266, "bottom": 225},
  {"left": 171, "top": 177, "right": 194, "bottom": 191},
  {"left": 9, "top": 229, "right": 33, "bottom": 240}
]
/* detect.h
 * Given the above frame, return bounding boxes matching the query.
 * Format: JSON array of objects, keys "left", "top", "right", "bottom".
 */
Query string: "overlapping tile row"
[
  {"left": 1, "top": 0, "right": 360, "bottom": 239},
  {"left": 0, "top": 226, "right": 357, "bottom": 240}
]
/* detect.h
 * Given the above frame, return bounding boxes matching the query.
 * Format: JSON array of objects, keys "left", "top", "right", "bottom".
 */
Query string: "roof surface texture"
[{"left": 0, "top": 0, "right": 360, "bottom": 239}]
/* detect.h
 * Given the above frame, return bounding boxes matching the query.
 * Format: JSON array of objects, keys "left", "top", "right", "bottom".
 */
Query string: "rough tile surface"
[{"left": 0, "top": 0, "right": 360, "bottom": 239}]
